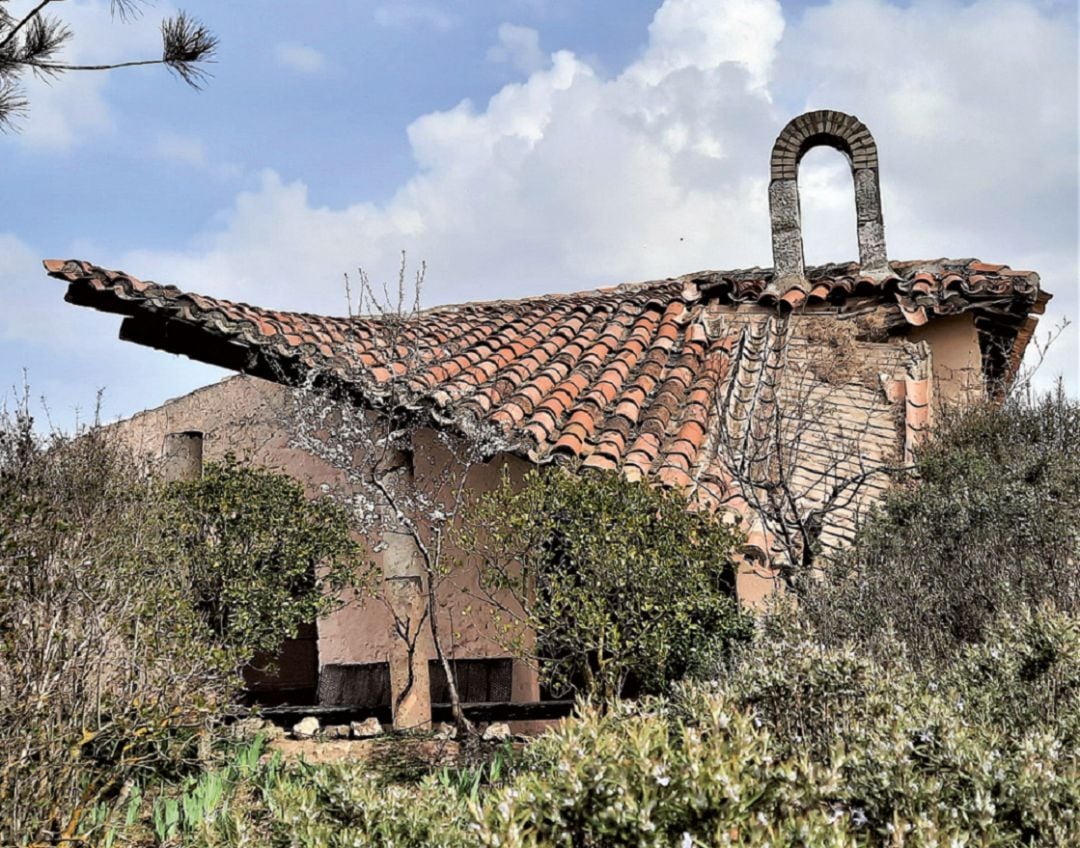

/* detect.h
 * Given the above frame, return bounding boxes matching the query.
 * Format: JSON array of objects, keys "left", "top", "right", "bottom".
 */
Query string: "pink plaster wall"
[
  {"left": 907, "top": 312, "right": 984, "bottom": 407},
  {"left": 111, "top": 376, "right": 538, "bottom": 690}
]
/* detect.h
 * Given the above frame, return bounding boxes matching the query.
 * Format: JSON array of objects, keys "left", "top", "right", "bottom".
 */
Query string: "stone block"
[
  {"left": 292, "top": 716, "right": 320, "bottom": 739},
  {"left": 854, "top": 168, "right": 882, "bottom": 224},
  {"left": 482, "top": 722, "right": 511, "bottom": 742},
  {"left": 231, "top": 717, "right": 269, "bottom": 739},
  {"left": 351, "top": 717, "right": 383, "bottom": 738},
  {"left": 262, "top": 724, "right": 286, "bottom": 742},
  {"left": 433, "top": 722, "right": 457, "bottom": 740},
  {"left": 768, "top": 180, "right": 801, "bottom": 229},
  {"left": 858, "top": 220, "right": 889, "bottom": 274}
]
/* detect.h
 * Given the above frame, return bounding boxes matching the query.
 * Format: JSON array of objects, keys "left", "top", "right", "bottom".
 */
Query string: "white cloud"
[
  {"left": 274, "top": 43, "right": 327, "bottom": 74},
  {"left": 156, "top": 132, "right": 208, "bottom": 168},
  {"left": 487, "top": 24, "right": 548, "bottom": 75},
  {"left": 112, "top": 2, "right": 781, "bottom": 315},
  {"left": 154, "top": 132, "right": 242, "bottom": 181},
  {"left": 632, "top": 0, "right": 785, "bottom": 89},
  {"left": 37, "top": 0, "right": 1079, "bottom": 396},
  {"left": 372, "top": 3, "right": 458, "bottom": 31}
]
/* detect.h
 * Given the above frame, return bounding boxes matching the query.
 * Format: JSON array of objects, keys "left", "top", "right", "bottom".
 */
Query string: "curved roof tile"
[{"left": 44, "top": 257, "right": 1048, "bottom": 560}]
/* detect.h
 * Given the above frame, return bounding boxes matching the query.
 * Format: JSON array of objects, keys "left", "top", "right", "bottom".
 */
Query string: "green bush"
[
  {"left": 800, "top": 387, "right": 1080, "bottom": 661},
  {"left": 476, "top": 697, "right": 847, "bottom": 847},
  {"left": 265, "top": 762, "right": 477, "bottom": 848},
  {"left": 478, "top": 607, "right": 1080, "bottom": 847},
  {"left": 717, "top": 605, "right": 1080, "bottom": 845},
  {"left": 464, "top": 467, "right": 752, "bottom": 702},
  {"left": 87, "top": 608, "right": 1080, "bottom": 846},
  {"left": 167, "top": 455, "right": 367, "bottom": 659}
]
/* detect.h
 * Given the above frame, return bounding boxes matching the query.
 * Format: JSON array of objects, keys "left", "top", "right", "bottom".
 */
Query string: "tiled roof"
[{"left": 44, "top": 257, "right": 1048, "bottom": 559}]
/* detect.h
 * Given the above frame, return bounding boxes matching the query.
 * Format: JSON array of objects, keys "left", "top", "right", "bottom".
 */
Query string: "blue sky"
[{"left": 2, "top": 0, "right": 1077, "bottom": 426}]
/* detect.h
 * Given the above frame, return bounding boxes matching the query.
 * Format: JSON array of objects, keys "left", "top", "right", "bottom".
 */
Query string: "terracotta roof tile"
[{"left": 45, "top": 257, "right": 1049, "bottom": 559}]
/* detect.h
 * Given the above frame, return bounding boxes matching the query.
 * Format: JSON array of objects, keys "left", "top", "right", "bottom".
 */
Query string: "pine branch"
[
  {"left": 23, "top": 57, "right": 168, "bottom": 73},
  {"left": 0, "top": 77, "right": 27, "bottom": 132},
  {"left": 110, "top": 0, "right": 147, "bottom": 23},
  {"left": 25, "top": 11, "right": 219, "bottom": 89},
  {"left": 19, "top": 13, "right": 70, "bottom": 78},
  {"left": 161, "top": 11, "right": 217, "bottom": 88},
  {"left": 0, "top": 4, "right": 217, "bottom": 132},
  {"left": 0, "top": 0, "right": 58, "bottom": 51}
]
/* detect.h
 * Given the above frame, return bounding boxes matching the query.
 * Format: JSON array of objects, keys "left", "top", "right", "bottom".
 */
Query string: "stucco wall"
[
  {"left": 907, "top": 312, "right": 984, "bottom": 407},
  {"left": 111, "top": 375, "right": 351, "bottom": 496},
  {"left": 110, "top": 376, "right": 540, "bottom": 718},
  {"left": 314, "top": 428, "right": 531, "bottom": 666}
]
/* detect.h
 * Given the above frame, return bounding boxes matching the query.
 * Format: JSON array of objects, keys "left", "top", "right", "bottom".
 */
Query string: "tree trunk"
[{"left": 426, "top": 577, "right": 473, "bottom": 734}]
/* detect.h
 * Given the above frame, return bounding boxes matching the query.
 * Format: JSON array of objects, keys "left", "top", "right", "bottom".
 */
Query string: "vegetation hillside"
[{"left": 2, "top": 388, "right": 1078, "bottom": 846}]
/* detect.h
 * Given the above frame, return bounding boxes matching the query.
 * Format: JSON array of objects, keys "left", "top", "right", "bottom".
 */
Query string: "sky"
[{"left": 1, "top": 0, "right": 1077, "bottom": 427}]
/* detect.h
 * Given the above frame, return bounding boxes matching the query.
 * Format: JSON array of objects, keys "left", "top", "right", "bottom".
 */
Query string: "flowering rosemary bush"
[
  {"left": 800, "top": 387, "right": 1080, "bottom": 661},
  {"left": 475, "top": 605, "right": 1080, "bottom": 847}
]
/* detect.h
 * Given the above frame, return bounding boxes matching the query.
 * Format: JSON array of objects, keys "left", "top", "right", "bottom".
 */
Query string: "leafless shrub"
[
  {"left": 0, "top": 382, "right": 362, "bottom": 844},
  {"left": 0, "top": 392, "right": 233, "bottom": 843},
  {"left": 283, "top": 256, "right": 506, "bottom": 733},
  {"left": 710, "top": 312, "right": 902, "bottom": 581}
]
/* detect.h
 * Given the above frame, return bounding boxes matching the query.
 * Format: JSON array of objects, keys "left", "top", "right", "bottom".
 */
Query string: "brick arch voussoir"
[{"left": 770, "top": 109, "right": 878, "bottom": 180}]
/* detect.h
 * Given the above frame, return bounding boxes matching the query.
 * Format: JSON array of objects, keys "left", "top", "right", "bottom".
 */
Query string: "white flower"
[{"left": 681, "top": 833, "right": 693, "bottom": 848}]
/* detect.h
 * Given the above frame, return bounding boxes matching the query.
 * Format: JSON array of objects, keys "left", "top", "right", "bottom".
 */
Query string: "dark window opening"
[
  {"left": 429, "top": 658, "right": 513, "bottom": 704},
  {"left": 318, "top": 661, "right": 392, "bottom": 710},
  {"left": 243, "top": 621, "right": 318, "bottom": 707}
]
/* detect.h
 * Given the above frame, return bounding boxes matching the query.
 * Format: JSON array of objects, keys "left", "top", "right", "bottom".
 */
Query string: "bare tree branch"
[{"left": 282, "top": 257, "right": 490, "bottom": 734}]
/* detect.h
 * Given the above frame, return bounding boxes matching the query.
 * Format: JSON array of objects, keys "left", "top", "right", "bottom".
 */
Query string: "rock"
[
  {"left": 324, "top": 724, "right": 351, "bottom": 739},
  {"left": 482, "top": 722, "right": 511, "bottom": 742},
  {"left": 433, "top": 722, "right": 457, "bottom": 740},
  {"left": 292, "top": 716, "right": 320, "bottom": 739},
  {"left": 350, "top": 717, "right": 383, "bottom": 738},
  {"left": 262, "top": 724, "right": 287, "bottom": 741},
  {"left": 231, "top": 717, "right": 268, "bottom": 738}
]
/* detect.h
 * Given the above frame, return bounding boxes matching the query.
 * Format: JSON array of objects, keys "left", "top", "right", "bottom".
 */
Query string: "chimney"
[
  {"left": 162, "top": 430, "right": 204, "bottom": 482},
  {"left": 768, "top": 109, "right": 889, "bottom": 292}
]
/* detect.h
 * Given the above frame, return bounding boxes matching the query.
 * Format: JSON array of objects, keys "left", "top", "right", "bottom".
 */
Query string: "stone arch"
[{"left": 768, "top": 110, "right": 889, "bottom": 290}]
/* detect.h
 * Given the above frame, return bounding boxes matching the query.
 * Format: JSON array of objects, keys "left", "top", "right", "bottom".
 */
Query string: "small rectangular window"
[
  {"left": 318, "top": 662, "right": 392, "bottom": 708},
  {"left": 429, "top": 658, "right": 513, "bottom": 704}
]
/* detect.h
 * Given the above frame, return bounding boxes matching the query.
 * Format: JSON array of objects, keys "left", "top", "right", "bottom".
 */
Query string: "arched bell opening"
[
  {"left": 768, "top": 109, "right": 890, "bottom": 291},
  {"left": 795, "top": 146, "right": 860, "bottom": 269}
]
